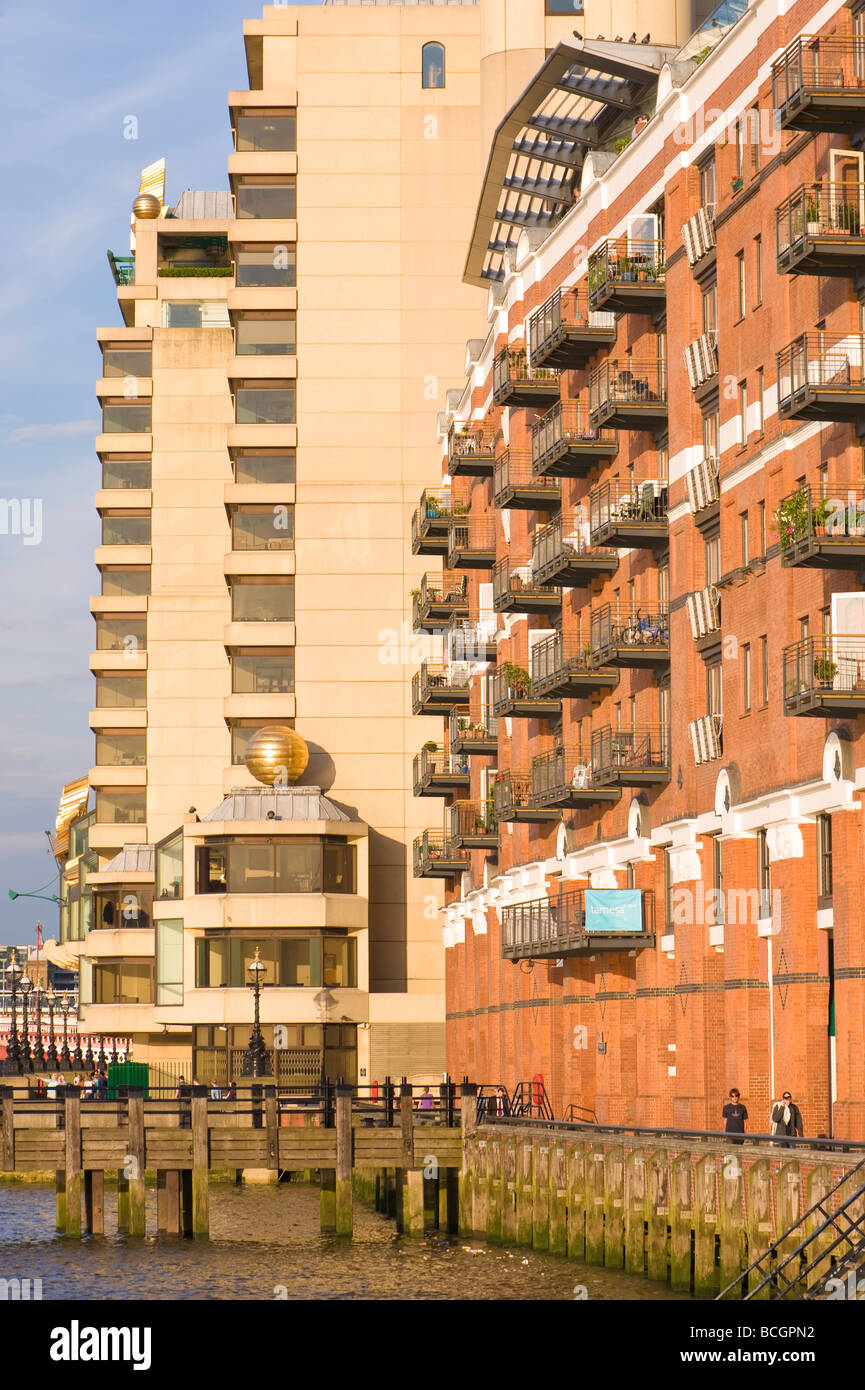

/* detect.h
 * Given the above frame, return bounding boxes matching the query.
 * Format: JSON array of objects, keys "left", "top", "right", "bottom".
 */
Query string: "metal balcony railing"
[
  {"left": 783, "top": 634, "right": 865, "bottom": 713},
  {"left": 107, "top": 251, "right": 135, "bottom": 286},
  {"left": 772, "top": 35, "right": 865, "bottom": 125},
  {"left": 776, "top": 182, "right": 865, "bottom": 263},
  {"left": 531, "top": 399, "right": 616, "bottom": 474},
  {"left": 412, "top": 572, "right": 468, "bottom": 628},
  {"left": 587, "top": 238, "right": 666, "bottom": 308},
  {"left": 493, "top": 448, "right": 560, "bottom": 508},
  {"left": 413, "top": 746, "right": 469, "bottom": 792},
  {"left": 412, "top": 830, "right": 467, "bottom": 878},
  {"left": 590, "top": 724, "right": 671, "bottom": 783},
  {"left": 531, "top": 514, "right": 618, "bottom": 583},
  {"left": 411, "top": 661, "right": 471, "bottom": 714},
  {"left": 447, "top": 616, "right": 497, "bottom": 663},
  {"left": 530, "top": 745, "right": 592, "bottom": 803},
  {"left": 776, "top": 482, "right": 865, "bottom": 567},
  {"left": 492, "top": 346, "right": 559, "bottom": 402},
  {"left": 449, "top": 708, "right": 498, "bottom": 752},
  {"left": 532, "top": 633, "right": 592, "bottom": 688},
  {"left": 492, "top": 557, "right": 561, "bottom": 612},
  {"left": 527, "top": 285, "right": 616, "bottom": 366},
  {"left": 493, "top": 771, "right": 534, "bottom": 820},
  {"left": 777, "top": 333, "right": 865, "bottom": 415},
  {"left": 447, "top": 425, "right": 496, "bottom": 471},
  {"left": 502, "top": 887, "right": 654, "bottom": 960},
  {"left": 589, "top": 358, "right": 668, "bottom": 418},
  {"left": 447, "top": 519, "right": 497, "bottom": 569},
  {"left": 589, "top": 604, "right": 670, "bottom": 659},
  {"left": 588, "top": 478, "right": 668, "bottom": 542},
  {"left": 449, "top": 799, "right": 497, "bottom": 843}
]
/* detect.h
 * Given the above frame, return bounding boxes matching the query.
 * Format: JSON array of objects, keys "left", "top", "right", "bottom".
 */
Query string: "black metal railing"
[
  {"left": 783, "top": 633, "right": 865, "bottom": 708},
  {"left": 777, "top": 332, "right": 865, "bottom": 411},
  {"left": 587, "top": 237, "right": 666, "bottom": 307},
  {"left": 589, "top": 357, "right": 667, "bottom": 417},
  {"left": 772, "top": 34, "right": 865, "bottom": 116},
  {"left": 591, "top": 724, "right": 671, "bottom": 781}
]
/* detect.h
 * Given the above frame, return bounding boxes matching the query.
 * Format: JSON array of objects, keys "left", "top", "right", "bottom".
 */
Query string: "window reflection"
[
  {"left": 195, "top": 933, "right": 356, "bottom": 987},
  {"left": 195, "top": 838, "right": 356, "bottom": 894}
]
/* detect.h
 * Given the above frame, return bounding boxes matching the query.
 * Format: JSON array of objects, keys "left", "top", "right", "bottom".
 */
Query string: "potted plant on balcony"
[
  {"left": 812, "top": 495, "right": 834, "bottom": 535},
  {"left": 773, "top": 490, "right": 810, "bottom": 549},
  {"left": 619, "top": 255, "right": 635, "bottom": 282},
  {"left": 814, "top": 655, "right": 837, "bottom": 687},
  {"left": 836, "top": 202, "right": 861, "bottom": 236},
  {"left": 806, "top": 195, "right": 820, "bottom": 235},
  {"left": 422, "top": 739, "right": 438, "bottom": 753},
  {"left": 731, "top": 176, "right": 743, "bottom": 194},
  {"left": 502, "top": 661, "right": 532, "bottom": 699}
]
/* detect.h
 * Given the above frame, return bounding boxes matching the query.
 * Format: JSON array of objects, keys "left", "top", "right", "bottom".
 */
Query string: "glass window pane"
[
  {"left": 276, "top": 842, "right": 321, "bottom": 893},
  {"left": 102, "top": 350, "right": 152, "bottom": 379},
  {"left": 233, "top": 452, "right": 295, "bottom": 484},
  {"left": 235, "top": 388, "right": 296, "bottom": 425},
  {"left": 95, "top": 732, "right": 146, "bottom": 766},
  {"left": 236, "top": 181, "right": 296, "bottom": 219},
  {"left": 231, "top": 653, "right": 294, "bottom": 694},
  {"left": 228, "top": 843, "right": 275, "bottom": 892},
  {"left": 95, "top": 791, "right": 146, "bottom": 824},
  {"left": 157, "top": 833, "right": 183, "bottom": 899},
  {"left": 95, "top": 618, "right": 147, "bottom": 651},
  {"left": 279, "top": 936, "right": 312, "bottom": 985},
  {"left": 197, "top": 846, "right": 227, "bottom": 893},
  {"left": 322, "top": 937, "right": 356, "bottom": 988},
  {"left": 235, "top": 114, "right": 296, "bottom": 152},
  {"left": 231, "top": 508, "right": 294, "bottom": 550},
  {"left": 95, "top": 676, "right": 147, "bottom": 707},
  {"left": 323, "top": 841, "right": 356, "bottom": 894},
  {"left": 101, "top": 568, "right": 150, "bottom": 597},
  {"left": 102, "top": 404, "right": 151, "bottom": 434},
  {"left": 422, "top": 42, "right": 445, "bottom": 89},
  {"left": 231, "top": 581, "right": 295, "bottom": 622},
  {"left": 236, "top": 316, "right": 296, "bottom": 355},
  {"left": 101, "top": 514, "right": 151, "bottom": 545},
  {"left": 102, "top": 457, "right": 151, "bottom": 490},
  {"left": 156, "top": 918, "right": 183, "bottom": 1004},
  {"left": 231, "top": 722, "right": 294, "bottom": 764},
  {"left": 234, "top": 247, "right": 296, "bottom": 288}
]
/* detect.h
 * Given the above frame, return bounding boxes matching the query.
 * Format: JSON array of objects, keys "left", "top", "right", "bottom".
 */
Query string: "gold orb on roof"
[
  {"left": 244, "top": 726, "right": 309, "bottom": 787},
  {"left": 132, "top": 193, "right": 161, "bottom": 219}
]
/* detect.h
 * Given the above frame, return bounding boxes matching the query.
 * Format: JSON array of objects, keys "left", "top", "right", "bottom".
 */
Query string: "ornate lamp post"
[
  {"left": 32, "top": 984, "right": 45, "bottom": 1068},
  {"left": 84, "top": 1036, "right": 94, "bottom": 1071},
  {"left": 6, "top": 951, "right": 21, "bottom": 1071},
  {"left": 18, "top": 975, "right": 32, "bottom": 1071},
  {"left": 45, "top": 988, "right": 59, "bottom": 1068},
  {"left": 97, "top": 1037, "right": 107, "bottom": 1071},
  {"left": 240, "top": 946, "right": 269, "bottom": 1078},
  {"left": 72, "top": 1020, "right": 84, "bottom": 1070},
  {"left": 58, "top": 995, "right": 72, "bottom": 1071}
]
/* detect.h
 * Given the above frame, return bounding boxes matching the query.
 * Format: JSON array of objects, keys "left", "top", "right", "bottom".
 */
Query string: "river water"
[{"left": 0, "top": 1181, "right": 688, "bottom": 1301}]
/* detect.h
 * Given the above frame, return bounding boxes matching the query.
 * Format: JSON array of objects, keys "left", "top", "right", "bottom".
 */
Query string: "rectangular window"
[
  {"left": 101, "top": 512, "right": 150, "bottom": 546},
  {"left": 156, "top": 832, "right": 183, "bottom": 900},
  {"left": 736, "top": 252, "right": 746, "bottom": 320},
  {"left": 235, "top": 385, "right": 296, "bottom": 425},
  {"left": 234, "top": 245, "right": 296, "bottom": 289},
  {"left": 699, "top": 158, "right": 716, "bottom": 210},
  {"left": 817, "top": 814, "right": 833, "bottom": 904},
  {"left": 102, "top": 457, "right": 151, "bottom": 490},
  {"left": 704, "top": 533, "right": 721, "bottom": 587},
  {"left": 95, "top": 676, "right": 146, "bottom": 708},
  {"left": 102, "top": 402, "right": 151, "bottom": 435},
  {"left": 712, "top": 836, "right": 724, "bottom": 925},
  {"left": 750, "top": 107, "right": 761, "bottom": 172},
  {"left": 742, "top": 642, "right": 751, "bottom": 712},
  {"left": 736, "top": 116, "right": 745, "bottom": 179},
  {"left": 95, "top": 791, "right": 146, "bottom": 825},
  {"left": 234, "top": 111, "right": 296, "bottom": 153},
  {"left": 231, "top": 507, "right": 294, "bottom": 551},
  {"left": 707, "top": 659, "right": 722, "bottom": 716},
  {"left": 162, "top": 301, "right": 230, "bottom": 329},
  {"left": 761, "top": 634, "right": 768, "bottom": 705},
  {"left": 758, "top": 499, "right": 766, "bottom": 555},
  {"left": 233, "top": 451, "right": 296, "bottom": 485},
  {"left": 95, "top": 732, "right": 146, "bottom": 767},
  {"left": 740, "top": 510, "right": 750, "bottom": 564},
  {"left": 738, "top": 380, "right": 748, "bottom": 446},
  {"left": 235, "top": 314, "right": 296, "bottom": 357},
  {"left": 755, "top": 368, "right": 764, "bottom": 435},
  {"left": 758, "top": 830, "right": 771, "bottom": 918},
  {"left": 156, "top": 919, "right": 184, "bottom": 1005},
  {"left": 231, "top": 651, "right": 294, "bottom": 695},
  {"left": 754, "top": 235, "right": 762, "bottom": 305},
  {"left": 235, "top": 178, "right": 296, "bottom": 220},
  {"left": 95, "top": 618, "right": 146, "bottom": 651},
  {"left": 664, "top": 849, "right": 674, "bottom": 930},
  {"left": 101, "top": 349, "right": 151, "bottom": 380},
  {"left": 93, "top": 960, "right": 153, "bottom": 1005},
  {"left": 702, "top": 283, "right": 718, "bottom": 333},
  {"left": 101, "top": 567, "right": 150, "bottom": 598},
  {"left": 231, "top": 579, "right": 295, "bottom": 623}
]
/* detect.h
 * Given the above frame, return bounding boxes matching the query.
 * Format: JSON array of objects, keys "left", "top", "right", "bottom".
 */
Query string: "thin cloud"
[{"left": 7, "top": 419, "right": 96, "bottom": 443}]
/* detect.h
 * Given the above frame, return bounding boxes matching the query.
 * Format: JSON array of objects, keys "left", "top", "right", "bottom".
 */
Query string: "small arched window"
[{"left": 422, "top": 42, "right": 445, "bottom": 89}]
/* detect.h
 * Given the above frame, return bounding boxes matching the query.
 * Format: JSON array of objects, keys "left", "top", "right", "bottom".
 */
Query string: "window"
[
  {"left": 231, "top": 650, "right": 294, "bottom": 694},
  {"left": 194, "top": 933, "right": 356, "bottom": 989},
  {"left": 755, "top": 368, "right": 764, "bottom": 435},
  {"left": 162, "top": 301, "right": 229, "bottom": 328},
  {"left": 761, "top": 634, "right": 768, "bottom": 705},
  {"left": 156, "top": 832, "right": 183, "bottom": 900},
  {"left": 738, "top": 380, "right": 748, "bottom": 446},
  {"left": 235, "top": 313, "right": 296, "bottom": 356},
  {"left": 233, "top": 451, "right": 295, "bottom": 485},
  {"left": 750, "top": 107, "right": 761, "bottom": 172},
  {"left": 701, "top": 283, "right": 718, "bottom": 334},
  {"left": 699, "top": 157, "right": 716, "bottom": 210},
  {"left": 102, "top": 349, "right": 151, "bottom": 380},
  {"left": 102, "top": 402, "right": 151, "bottom": 434},
  {"left": 658, "top": 562, "right": 670, "bottom": 606},
  {"left": 234, "top": 245, "right": 296, "bottom": 288},
  {"left": 735, "top": 251, "right": 746, "bottom": 319},
  {"left": 95, "top": 676, "right": 146, "bottom": 708},
  {"left": 194, "top": 838, "right": 356, "bottom": 896},
  {"left": 740, "top": 510, "right": 749, "bottom": 564},
  {"left": 156, "top": 919, "right": 184, "bottom": 1005},
  {"left": 101, "top": 567, "right": 150, "bottom": 597},
  {"left": 235, "top": 177, "right": 296, "bottom": 220},
  {"left": 95, "top": 732, "right": 146, "bottom": 767},
  {"left": 545, "top": 0, "right": 584, "bottom": 10},
  {"left": 742, "top": 642, "right": 751, "bottom": 712},
  {"left": 712, "top": 835, "right": 724, "bottom": 925},
  {"left": 799, "top": 615, "right": 810, "bottom": 642},
  {"left": 234, "top": 110, "right": 296, "bottom": 153},
  {"left": 757, "top": 500, "right": 766, "bottom": 555},
  {"left": 230, "top": 720, "right": 295, "bottom": 766},
  {"left": 95, "top": 791, "right": 146, "bottom": 825},
  {"left": 664, "top": 849, "right": 674, "bottom": 930},
  {"left": 754, "top": 235, "right": 762, "bottom": 305},
  {"left": 817, "top": 814, "right": 833, "bottom": 904},
  {"left": 101, "top": 512, "right": 151, "bottom": 546},
  {"left": 702, "top": 409, "right": 719, "bottom": 461},
  {"left": 706, "top": 659, "right": 722, "bottom": 716},
  {"left": 95, "top": 618, "right": 146, "bottom": 652},
  {"left": 235, "top": 385, "right": 296, "bottom": 425},
  {"left": 735, "top": 116, "right": 745, "bottom": 179},
  {"left": 421, "top": 42, "right": 445, "bottom": 89},
  {"left": 758, "top": 829, "right": 771, "bottom": 918},
  {"left": 704, "top": 532, "right": 721, "bottom": 587},
  {"left": 231, "top": 578, "right": 295, "bottom": 623},
  {"left": 231, "top": 506, "right": 294, "bottom": 551},
  {"left": 92, "top": 960, "right": 153, "bottom": 1005},
  {"left": 102, "top": 457, "right": 150, "bottom": 490}
]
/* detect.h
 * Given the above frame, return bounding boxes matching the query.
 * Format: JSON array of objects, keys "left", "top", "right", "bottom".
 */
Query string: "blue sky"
[{"left": 0, "top": 1, "right": 323, "bottom": 944}]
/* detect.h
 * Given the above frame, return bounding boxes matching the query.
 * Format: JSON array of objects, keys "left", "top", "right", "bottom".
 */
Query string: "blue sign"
[{"left": 584, "top": 889, "right": 644, "bottom": 934}]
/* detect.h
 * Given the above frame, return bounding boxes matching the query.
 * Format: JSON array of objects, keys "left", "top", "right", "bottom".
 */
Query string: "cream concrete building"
[{"left": 55, "top": 0, "right": 700, "bottom": 1085}]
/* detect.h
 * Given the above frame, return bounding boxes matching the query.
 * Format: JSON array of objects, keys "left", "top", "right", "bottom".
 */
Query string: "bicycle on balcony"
[{"left": 621, "top": 609, "right": 668, "bottom": 646}]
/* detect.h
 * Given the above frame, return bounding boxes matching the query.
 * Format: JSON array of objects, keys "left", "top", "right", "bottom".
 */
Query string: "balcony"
[
  {"left": 590, "top": 724, "right": 671, "bottom": 787},
  {"left": 776, "top": 183, "right": 865, "bottom": 276},
  {"left": 587, "top": 238, "right": 666, "bottom": 315},
  {"left": 682, "top": 207, "right": 716, "bottom": 274},
  {"left": 777, "top": 334, "right": 865, "bottom": 423},
  {"left": 589, "top": 604, "right": 670, "bottom": 668},
  {"left": 413, "top": 745, "right": 470, "bottom": 798},
  {"left": 491, "top": 664, "right": 561, "bottom": 721},
  {"left": 410, "top": 662, "right": 471, "bottom": 716},
  {"left": 531, "top": 401, "right": 618, "bottom": 478},
  {"left": 528, "top": 285, "right": 616, "bottom": 370},
  {"left": 447, "top": 617, "right": 497, "bottom": 665},
  {"left": 684, "top": 330, "right": 719, "bottom": 400},
  {"left": 449, "top": 709, "right": 498, "bottom": 758},
  {"left": 448, "top": 800, "right": 497, "bottom": 851},
  {"left": 686, "top": 456, "right": 720, "bottom": 522},
  {"left": 783, "top": 634, "right": 865, "bottom": 716},
  {"left": 493, "top": 558, "right": 561, "bottom": 616},
  {"left": 772, "top": 35, "right": 865, "bottom": 134},
  {"left": 531, "top": 632, "right": 619, "bottom": 700},
  {"left": 411, "top": 489, "right": 458, "bottom": 557},
  {"left": 778, "top": 484, "right": 865, "bottom": 569},
  {"left": 492, "top": 346, "right": 560, "bottom": 409},
  {"left": 412, "top": 572, "right": 468, "bottom": 631},
  {"left": 502, "top": 887, "right": 655, "bottom": 962},
  {"left": 447, "top": 519, "right": 496, "bottom": 571},
  {"left": 447, "top": 424, "right": 497, "bottom": 478},
  {"left": 588, "top": 479, "right": 668, "bottom": 550},
  {"left": 530, "top": 746, "right": 621, "bottom": 810},
  {"left": 107, "top": 251, "right": 135, "bottom": 286},
  {"left": 589, "top": 358, "right": 668, "bottom": 433},
  {"left": 493, "top": 449, "right": 561, "bottom": 511},
  {"left": 413, "top": 830, "right": 467, "bottom": 879},
  {"left": 494, "top": 770, "right": 557, "bottom": 824},
  {"left": 531, "top": 515, "right": 619, "bottom": 587}
]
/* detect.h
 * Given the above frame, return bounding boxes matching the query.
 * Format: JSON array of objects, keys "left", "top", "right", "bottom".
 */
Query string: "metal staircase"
[{"left": 717, "top": 1155, "right": 865, "bottom": 1300}]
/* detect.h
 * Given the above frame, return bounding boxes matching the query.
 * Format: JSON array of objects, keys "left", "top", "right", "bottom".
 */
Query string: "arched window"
[{"left": 422, "top": 42, "right": 445, "bottom": 89}]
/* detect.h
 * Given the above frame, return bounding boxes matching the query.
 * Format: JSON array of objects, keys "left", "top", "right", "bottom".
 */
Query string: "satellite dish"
[{"left": 572, "top": 764, "right": 589, "bottom": 788}]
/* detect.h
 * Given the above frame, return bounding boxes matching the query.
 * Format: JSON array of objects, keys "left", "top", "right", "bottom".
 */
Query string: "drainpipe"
[{"left": 767, "top": 935, "right": 775, "bottom": 1102}]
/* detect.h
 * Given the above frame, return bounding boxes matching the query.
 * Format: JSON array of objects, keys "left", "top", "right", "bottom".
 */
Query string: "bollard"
[{"left": 335, "top": 1084, "right": 353, "bottom": 1236}]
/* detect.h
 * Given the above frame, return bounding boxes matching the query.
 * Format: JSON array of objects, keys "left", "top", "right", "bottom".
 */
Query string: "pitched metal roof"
[
  {"left": 203, "top": 787, "right": 352, "bottom": 823},
  {"left": 101, "top": 844, "right": 155, "bottom": 875},
  {"left": 171, "top": 190, "right": 233, "bottom": 220}
]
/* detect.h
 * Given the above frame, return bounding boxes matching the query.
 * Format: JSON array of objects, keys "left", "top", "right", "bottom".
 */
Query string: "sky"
[{"left": 0, "top": 1, "right": 324, "bottom": 944}]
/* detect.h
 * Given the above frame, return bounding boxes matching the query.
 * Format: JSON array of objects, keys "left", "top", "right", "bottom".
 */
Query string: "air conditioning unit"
[
  {"left": 682, "top": 215, "right": 699, "bottom": 266},
  {"left": 696, "top": 206, "right": 716, "bottom": 253},
  {"left": 684, "top": 341, "right": 700, "bottom": 390},
  {"left": 687, "top": 585, "right": 721, "bottom": 639},
  {"left": 697, "top": 330, "right": 718, "bottom": 380},
  {"left": 686, "top": 457, "right": 720, "bottom": 514},
  {"left": 689, "top": 714, "right": 723, "bottom": 765}
]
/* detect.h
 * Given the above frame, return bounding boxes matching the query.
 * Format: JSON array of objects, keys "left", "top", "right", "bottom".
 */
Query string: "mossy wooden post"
[
  {"left": 55, "top": 1171, "right": 66, "bottom": 1233},
  {"left": 265, "top": 1086, "right": 278, "bottom": 1175},
  {"left": 320, "top": 1168, "right": 337, "bottom": 1230},
  {"left": 777, "top": 1162, "right": 801, "bottom": 1264},
  {"left": 1, "top": 1089, "right": 14, "bottom": 1173},
  {"left": 157, "top": 1169, "right": 181, "bottom": 1234},
  {"left": 566, "top": 1144, "right": 586, "bottom": 1259},
  {"left": 549, "top": 1143, "right": 567, "bottom": 1255},
  {"left": 718, "top": 1146, "right": 746, "bottom": 1290},
  {"left": 128, "top": 1093, "right": 147, "bottom": 1237},
  {"left": 532, "top": 1142, "right": 550, "bottom": 1250},
  {"left": 335, "top": 1085, "right": 353, "bottom": 1236},
  {"left": 694, "top": 1155, "right": 719, "bottom": 1297},
  {"left": 646, "top": 1150, "right": 669, "bottom": 1283},
  {"left": 486, "top": 1138, "right": 503, "bottom": 1243},
  {"left": 502, "top": 1137, "right": 518, "bottom": 1243},
  {"left": 84, "top": 1170, "right": 104, "bottom": 1236},
  {"left": 744, "top": 1158, "right": 773, "bottom": 1299},
  {"left": 117, "top": 1173, "right": 130, "bottom": 1233},
  {"left": 670, "top": 1154, "right": 694, "bottom": 1292},
  {"left": 624, "top": 1151, "right": 647, "bottom": 1274},
  {"left": 604, "top": 1146, "right": 625, "bottom": 1268},
  {"left": 585, "top": 1145, "right": 605, "bottom": 1264},
  {"left": 516, "top": 1137, "right": 534, "bottom": 1246},
  {"left": 404, "top": 1170, "right": 425, "bottom": 1236},
  {"left": 458, "top": 1083, "right": 477, "bottom": 1235},
  {"left": 472, "top": 1139, "right": 488, "bottom": 1235},
  {"left": 191, "top": 1095, "right": 209, "bottom": 1238},
  {"left": 64, "top": 1091, "right": 81, "bottom": 1237}
]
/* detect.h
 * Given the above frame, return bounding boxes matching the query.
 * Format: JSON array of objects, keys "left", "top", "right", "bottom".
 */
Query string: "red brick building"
[{"left": 411, "top": 0, "right": 865, "bottom": 1139}]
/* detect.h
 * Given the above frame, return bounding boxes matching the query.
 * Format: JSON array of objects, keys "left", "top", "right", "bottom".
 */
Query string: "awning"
[{"left": 53, "top": 776, "right": 90, "bottom": 858}]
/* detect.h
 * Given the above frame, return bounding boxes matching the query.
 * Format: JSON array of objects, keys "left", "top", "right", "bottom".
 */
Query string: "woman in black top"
[{"left": 722, "top": 1088, "right": 748, "bottom": 1144}]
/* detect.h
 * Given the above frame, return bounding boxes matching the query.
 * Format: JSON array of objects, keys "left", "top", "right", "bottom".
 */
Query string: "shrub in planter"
[{"left": 814, "top": 657, "right": 837, "bottom": 685}]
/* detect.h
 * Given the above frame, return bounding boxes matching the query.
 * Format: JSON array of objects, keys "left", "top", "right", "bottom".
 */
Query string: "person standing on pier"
[
  {"left": 770, "top": 1091, "right": 803, "bottom": 1146},
  {"left": 721, "top": 1088, "right": 747, "bottom": 1144}
]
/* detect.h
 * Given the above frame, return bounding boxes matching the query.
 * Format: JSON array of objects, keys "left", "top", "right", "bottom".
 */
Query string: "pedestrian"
[
  {"left": 175, "top": 1076, "right": 186, "bottom": 1100},
  {"left": 722, "top": 1088, "right": 748, "bottom": 1145},
  {"left": 210, "top": 1078, "right": 222, "bottom": 1101},
  {"left": 417, "top": 1086, "right": 434, "bottom": 1123},
  {"left": 96, "top": 1068, "right": 108, "bottom": 1100},
  {"left": 771, "top": 1090, "right": 803, "bottom": 1146},
  {"left": 494, "top": 1085, "right": 510, "bottom": 1118},
  {"left": 224, "top": 1079, "right": 237, "bottom": 1101},
  {"left": 72, "top": 1073, "right": 82, "bottom": 1088}
]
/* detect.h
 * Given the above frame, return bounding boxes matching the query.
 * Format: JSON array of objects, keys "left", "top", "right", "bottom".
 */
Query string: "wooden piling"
[
  {"left": 404, "top": 1169, "right": 425, "bottom": 1236},
  {"left": 265, "top": 1087, "right": 278, "bottom": 1172},
  {"left": 191, "top": 1095, "right": 209, "bottom": 1238},
  {"left": 157, "top": 1169, "right": 181, "bottom": 1234},
  {"left": 458, "top": 1084, "right": 477, "bottom": 1235},
  {"left": 745, "top": 1158, "right": 773, "bottom": 1299},
  {"left": 549, "top": 1143, "right": 567, "bottom": 1256},
  {"left": 805, "top": 1165, "right": 834, "bottom": 1290},
  {"left": 117, "top": 1175, "right": 130, "bottom": 1232},
  {"left": 693, "top": 1155, "right": 719, "bottom": 1297},
  {"left": 1, "top": 1089, "right": 13, "bottom": 1172},
  {"left": 335, "top": 1086, "right": 353, "bottom": 1236},
  {"left": 585, "top": 1146, "right": 605, "bottom": 1264},
  {"left": 566, "top": 1144, "right": 586, "bottom": 1259},
  {"left": 55, "top": 1170, "right": 66, "bottom": 1233},
  {"left": 624, "top": 1150, "right": 647, "bottom": 1274},
  {"left": 646, "top": 1151, "right": 669, "bottom": 1284},
  {"left": 486, "top": 1139, "right": 503, "bottom": 1244},
  {"left": 472, "top": 1139, "right": 488, "bottom": 1235},
  {"left": 64, "top": 1092, "right": 81, "bottom": 1237},
  {"left": 718, "top": 1147, "right": 746, "bottom": 1290},
  {"left": 532, "top": 1141, "right": 550, "bottom": 1251},
  {"left": 669, "top": 1154, "right": 694, "bottom": 1292},
  {"left": 320, "top": 1169, "right": 336, "bottom": 1230},
  {"left": 604, "top": 1146, "right": 625, "bottom": 1268},
  {"left": 128, "top": 1094, "right": 146, "bottom": 1237},
  {"left": 84, "top": 1170, "right": 104, "bottom": 1236},
  {"left": 180, "top": 1169, "right": 193, "bottom": 1237},
  {"left": 502, "top": 1137, "right": 518, "bottom": 1244},
  {"left": 777, "top": 1162, "right": 802, "bottom": 1264},
  {"left": 516, "top": 1137, "right": 534, "bottom": 1247}
]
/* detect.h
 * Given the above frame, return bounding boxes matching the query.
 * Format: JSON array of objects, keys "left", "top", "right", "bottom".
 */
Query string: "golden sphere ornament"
[
  {"left": 244, "top": 727, "right": 309, "bottom": 787},
  {"left": 132, "top": 193, "right": 162, "bottom": 219}
]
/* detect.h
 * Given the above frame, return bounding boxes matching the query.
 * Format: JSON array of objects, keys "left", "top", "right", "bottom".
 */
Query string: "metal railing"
[
  {"left": 777, "top": 332, "right": 865, "bottom": 410},
  {"left": 590, "top": 603, "right": 670, "bottom": 654},
  {"left": 491, "top": 664, "right": 533, "bottom": 709},
  {"left": 530, "top": 744, "right": 592, "bottom": 802},
  {"left": 589, "top": 357, "right": 667, "bottom": 415},
  {"left": 783, "top": 634, "right": 865, "bottom": 706},
  {"left": 413, "top": 829, "right": 467, "bottom": 875},
  {"left": 449, "top": 799, "right": 497, "bottom": 840},
  {"left": 502, "top": 887, "right": 653, "bottom": 957},
  {"left": 413, "top": 746, "right": 466, "bottom": 788},
  {"left": 449, "top": 708, "right": 498, "bottom": 748},
  {"left": 411, "top": 661, "right": 471, "bottom": 708},
  {"left": 588, "top": 478, "right": 667, "bottom": 538},
  {"left": 493, "top": 447, "right": 559, "bottom": 504},
  {"left": 591, "top": 724, "right": 671, "bottom": 781},
  {"left": 528, "top": 285, "right": 615, "bottom": 358},
  {"left": 772, "top": 34, "right": 865, "bottom": 113},
  {"left": 531, "top": 399, "right": 615, "bottom": 470},
  {"left": 446, "top": 617, "right": 497, "bottom": 663},
  {"left": 776, "top": 482, "right": 865, "bottom": 557},
  {"left": 587, "top": 237, "right": 666, "bottom": 305},
  {"left": 493, "top": 770, "right": 534, "bottom": 819},
  {"left": 447, "top": 519, "right": 497, "bottom": 563},
  {"left": 492, "top": 557, "right": 560, "bottom": 608},
  {"left": 776, "top": 181, "right": 865, "bottom": 259},
  {"left": 447, "top": 425, "right": 496, "bottom": 466},
  {"left": 532, "top": 513, "right": 616, "bottom": 576},
  {"left": 107, "top": 251, "right": 135, "bottom": 286},
  {"left": 493, "top": 346, "right": 559, "bottom": 395},
  {"left": 531, "top": 633, "right": 595, "bottom": 690}
]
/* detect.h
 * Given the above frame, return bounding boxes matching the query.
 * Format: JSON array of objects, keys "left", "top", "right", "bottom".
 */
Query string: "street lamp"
[
  {"left": 45, "top": 988, "right": 59, "bottom": 1068},
  {"left": 18, "top": 975, "right": 32, "bottom": 1071},
  {"left": 240, "top": 945, "right": 269, "bottom": 1078},
  {"left": 6, "top": 951, "right": 21, "bottom": 1071},
  {"left": 72, "top": 1022, "right": 84, "bottom": 1070},
  {"left": 32, "top": 984, "right": 45, "bottom": 1068},
  {"left": 58, "top": 995, "right": 72, "bottom": 1071}
]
